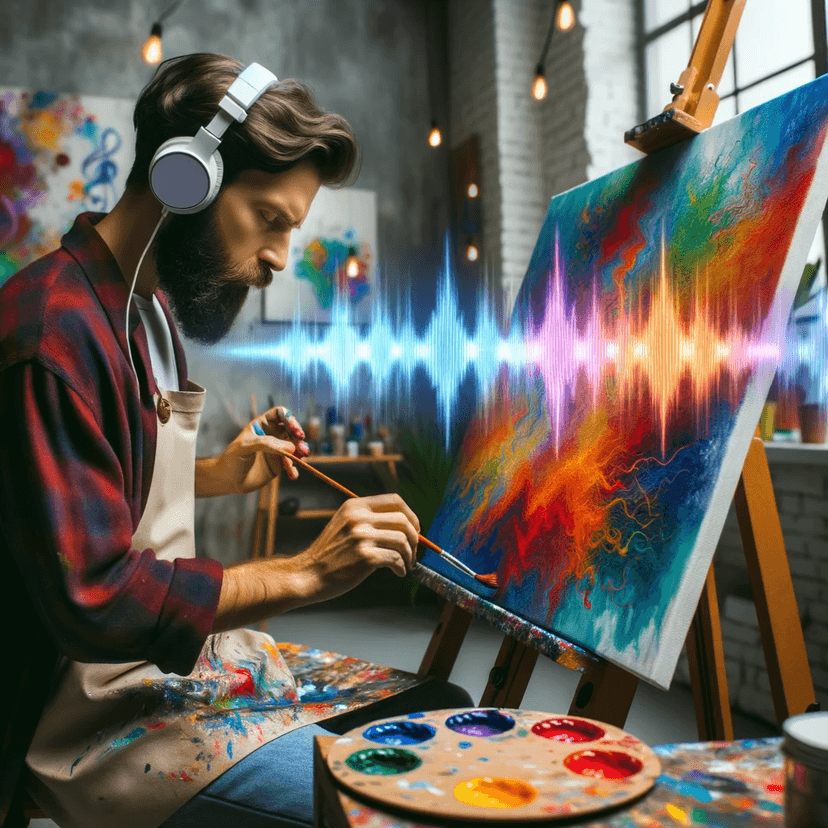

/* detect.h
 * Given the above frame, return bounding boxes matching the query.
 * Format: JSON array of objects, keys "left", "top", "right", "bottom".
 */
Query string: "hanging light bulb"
[
  {"left": 467, "top": 183, "right": 479, "bottom": 198},
  {"left": 466, "top": 241, "right": 479, "bottom": 262},
  {"left": 428, "top": 120, "right": 442, "bottom": 148},
  {"left": 141, "top": 22, "right": 164, "bottom": 65},
  {"left": 345, "top": 246, "right": 360, "bottom": 278},
  {"left": 532, "top": 65, "right": 548, "bottom": 101},
  {"left": 556, "top": 1, "right": 576, "bottom": 32}
]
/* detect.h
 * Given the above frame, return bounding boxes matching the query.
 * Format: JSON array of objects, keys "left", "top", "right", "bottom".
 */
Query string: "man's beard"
[{"left": 153, "top": 207, "right": 272, "bottom": 345}]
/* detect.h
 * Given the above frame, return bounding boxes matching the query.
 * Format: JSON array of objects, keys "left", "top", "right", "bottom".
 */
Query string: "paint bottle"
[{"left": 782, "top": 710, "right": 828, "bottom": 826}]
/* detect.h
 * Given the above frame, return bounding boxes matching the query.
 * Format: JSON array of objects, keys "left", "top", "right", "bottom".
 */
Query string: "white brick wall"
[
  {"left": 449, "top": 0, "right": 639, "bottom": 319},
  {"left": 449, "top": 0, "right": 502, "bottom": 294},
  {"left": 581, "top": 0, "right": 641, "bottom": 179}
]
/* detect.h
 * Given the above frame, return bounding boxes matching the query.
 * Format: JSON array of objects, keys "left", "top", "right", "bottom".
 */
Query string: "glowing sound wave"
[{"left": 228, "top": 238, "right": 781, "bottom": 446}]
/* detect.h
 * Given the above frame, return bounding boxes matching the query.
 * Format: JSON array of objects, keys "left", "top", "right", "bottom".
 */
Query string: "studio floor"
[{"left": 31, "top": 601, "right": 779, "bottom": 828}]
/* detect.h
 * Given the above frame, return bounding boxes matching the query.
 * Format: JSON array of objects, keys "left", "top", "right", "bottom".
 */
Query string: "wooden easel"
[
  {"left": 416, "top": 0, "right": 818, "bottom": 740},
  {"left": 415, "top": 431, "right": 816, "bottom": 740}
]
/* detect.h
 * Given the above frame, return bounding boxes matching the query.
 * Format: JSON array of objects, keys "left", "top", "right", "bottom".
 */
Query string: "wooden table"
[
  {"left": 250, "top": 455, "right": 404, "bottom": 560},
  {"left": 314, "top": 735, "right": 785, "bottom": 827}
]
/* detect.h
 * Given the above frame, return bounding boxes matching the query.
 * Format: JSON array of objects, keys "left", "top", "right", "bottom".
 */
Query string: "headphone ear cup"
[
  {"left": 149, "top": 136, "right": 221, "bottom": 214},
  {"left": 202, "top": 150, "right": 224, "bottom": 211}
]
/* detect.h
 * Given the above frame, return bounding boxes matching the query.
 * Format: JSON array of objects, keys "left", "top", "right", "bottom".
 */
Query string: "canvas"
[
  {"left": 0, "top": 88, "right": 134, "bottom": 286},
  {"left": 262, "top": 186, "right": 377, "bottom": 324},
  {"left": 422, "top": 75, "right": 828, "bottom": 689}
]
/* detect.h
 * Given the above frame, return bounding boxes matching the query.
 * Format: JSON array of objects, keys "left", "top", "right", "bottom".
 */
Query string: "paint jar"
[
  {"left": 367, "top": 441, "right": 384, "bottom": 457},
  {"left": 329, "top": 424, "right": 345, "bottom": 456},
  {"left": 782, "top": 711, "right": 828, "bottom": 826},
  {"left": 346, "top": 440, "right": 359, "bottom": 457},
  {"left": 799, "top": 404, "right": 827, "bottom": 443}
]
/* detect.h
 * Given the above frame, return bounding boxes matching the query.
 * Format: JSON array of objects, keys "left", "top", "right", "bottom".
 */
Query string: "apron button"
[{"left": 157, "top": 397, "right": 171, "bottom": 424}]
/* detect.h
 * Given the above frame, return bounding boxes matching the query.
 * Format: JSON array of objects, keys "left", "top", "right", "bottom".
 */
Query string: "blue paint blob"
[
  {"left": 227, "top": 741, "right": 233, "bottom": 759},
  {"left": 363, "top": 720, "right": 436, "bottom": 746},
  {"left": 445, "top": 709, "right": 515, "bottom": 737},
  {"left": 658, "top": 774, "right": 714, "bottom": 803},
  {"left": 407, "top": 712, "right": 425, "bottom": 719},
  {"left": 458, "top": 740, "right": 472, "bottom": 749}
]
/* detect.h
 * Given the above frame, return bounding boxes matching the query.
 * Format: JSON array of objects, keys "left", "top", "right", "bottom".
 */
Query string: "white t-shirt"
[{"left": 133, "top": 293, "right": 179, "bottom": 392}]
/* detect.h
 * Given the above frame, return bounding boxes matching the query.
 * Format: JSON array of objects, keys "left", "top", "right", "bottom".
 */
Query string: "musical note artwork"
[
  {"left": 0, "top": 88, "right": 134, "bottom": 287},
  {"left": 423, "top": 75, "right": 828, "bottom": 689}
]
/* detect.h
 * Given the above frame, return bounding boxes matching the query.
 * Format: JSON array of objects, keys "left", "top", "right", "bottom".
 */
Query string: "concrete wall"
[{"left": 1, "top": 0, "right": 452, "bottom": 567}]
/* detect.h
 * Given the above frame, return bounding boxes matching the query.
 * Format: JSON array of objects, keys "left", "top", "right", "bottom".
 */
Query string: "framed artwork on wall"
[
  {"left": 0, "top": 88, "right": 134, "bottom": 287},
  {"left": 262, "top": 186, "right": 378, "bottom": 324}
]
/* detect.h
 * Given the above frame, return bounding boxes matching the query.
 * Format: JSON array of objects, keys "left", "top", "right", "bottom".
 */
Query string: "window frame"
[{"left": 633, "top": 0, "right": 828, "bottom": 268}]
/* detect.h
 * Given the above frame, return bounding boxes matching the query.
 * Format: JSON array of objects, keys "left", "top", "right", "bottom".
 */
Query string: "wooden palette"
[{"left": 325, "top": 708, "right": 661, "bottom": 823}]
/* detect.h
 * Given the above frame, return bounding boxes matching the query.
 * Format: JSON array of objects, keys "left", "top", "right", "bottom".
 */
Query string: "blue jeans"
[{"left": 161, "top": 678, "right": 472, "bottom": 828}]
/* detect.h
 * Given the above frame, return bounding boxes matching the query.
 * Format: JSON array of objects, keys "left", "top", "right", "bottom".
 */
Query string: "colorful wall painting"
[
  {"left": 421, "top": 75, "right": 828, "bottom": 689},
  {"left": 262, "top": 186, "right": 377, "bottom": 324},
  {"left": 0, "top": 88, "right": 134, "bottom": 287}
]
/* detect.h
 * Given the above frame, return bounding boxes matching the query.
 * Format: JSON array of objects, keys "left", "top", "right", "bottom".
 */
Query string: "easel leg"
[
  {"left": 479, "top": 636, "right": 540, "bottom": 708},
  {"left": 734, "top": 433, "right": 816, "bottom": 722},
  {"left": 568, "top": 660, "right": 638, "bottom": 728},
  {"left": 685, "top": 564, "right": 734, "bottom": 740},
  {"left": 418, "top": 601, "right": 473, "bottom": 680}
]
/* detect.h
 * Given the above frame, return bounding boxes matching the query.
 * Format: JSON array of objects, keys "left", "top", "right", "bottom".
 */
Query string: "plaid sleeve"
[{"left": 0, "top": 361, "right": 222, "bottom": 675}]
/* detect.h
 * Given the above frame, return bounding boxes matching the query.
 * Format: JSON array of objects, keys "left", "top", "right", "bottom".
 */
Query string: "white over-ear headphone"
[{"left": 148, "top": 62, "right": 279, "bottom": 214}]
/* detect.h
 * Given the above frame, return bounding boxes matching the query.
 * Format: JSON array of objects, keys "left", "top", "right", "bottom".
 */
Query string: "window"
[{"left": 639, "top": 0, "right": 828, "bottom": 278}]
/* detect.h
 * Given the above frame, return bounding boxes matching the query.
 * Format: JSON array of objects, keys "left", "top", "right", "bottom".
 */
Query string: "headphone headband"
[{"left": 149, "top": 61, "right": 279, "bottom": 214}]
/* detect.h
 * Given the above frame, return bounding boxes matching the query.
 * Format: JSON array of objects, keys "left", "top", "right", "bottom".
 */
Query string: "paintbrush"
[{"left": 252, "top": 424, "right": 498, "bottom": 588}]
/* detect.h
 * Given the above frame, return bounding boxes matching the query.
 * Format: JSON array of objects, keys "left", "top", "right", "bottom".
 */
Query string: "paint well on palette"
[
  {"left": 532, "top": 717, "right": 605, "bottom": 743},
  {"left": 345, "top": 748, "right": 422, "bottom": 776},
  {"left": 564, "top": 749, "right": 643, "bottom": 779},
  {"left": 453, "top": 777, "right": 538, "bottom": 808},
  {"left": 362, "top": 720, "right": 436, "bottom": 745},
  {"left": 445, "top": 710, "right": 515, "bottom": 737}
]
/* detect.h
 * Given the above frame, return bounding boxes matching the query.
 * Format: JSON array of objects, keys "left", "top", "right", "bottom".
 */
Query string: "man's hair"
[{"left": 126, "top": 53, "right": 360, "bottom": 190}]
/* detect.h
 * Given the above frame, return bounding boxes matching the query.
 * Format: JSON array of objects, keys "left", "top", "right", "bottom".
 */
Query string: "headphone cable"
[{"left": 126, "top": 207, "right": 169, "bottom": 388}]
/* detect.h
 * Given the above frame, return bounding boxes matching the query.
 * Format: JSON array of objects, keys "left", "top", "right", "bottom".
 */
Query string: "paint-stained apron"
[{"left": 26, "top": 381, "right": 422, "bottom": 828}]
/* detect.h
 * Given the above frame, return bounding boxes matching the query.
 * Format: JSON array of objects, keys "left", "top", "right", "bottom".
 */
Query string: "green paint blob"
[
  {"left": 345, "top": 747, "right": 422, "bottom": 776},
  {"left": 691, "top": 809, "right": 708, "bottom": 823}
]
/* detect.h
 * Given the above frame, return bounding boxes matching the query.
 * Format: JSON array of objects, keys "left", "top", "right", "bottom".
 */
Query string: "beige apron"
[{"left": 25, "top": 381, "right": 422, "bottom": 828}]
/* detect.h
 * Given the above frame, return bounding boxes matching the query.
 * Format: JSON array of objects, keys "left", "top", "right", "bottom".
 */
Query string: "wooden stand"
[{"left": 417, "top": 432, "right": 816, "bottom": 739}]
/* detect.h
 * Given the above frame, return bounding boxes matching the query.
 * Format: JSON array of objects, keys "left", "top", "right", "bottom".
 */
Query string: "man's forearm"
[
  {"left": 212, "top": 556, "right": 315, "bottom": 632},
  {"left": 195, "top": 455, "right": 238, "bottom": 498}
]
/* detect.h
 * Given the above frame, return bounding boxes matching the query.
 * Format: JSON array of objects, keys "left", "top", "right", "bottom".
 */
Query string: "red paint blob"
[
  {"left": 564, "top": 749, "right": 643, "bottom": 779},
  {"left": 532, "top": 718, "right": 605, "bottom": 743}
]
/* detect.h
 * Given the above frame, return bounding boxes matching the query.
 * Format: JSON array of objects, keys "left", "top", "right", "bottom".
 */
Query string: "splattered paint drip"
[{"left": 424, "top": 75, "right": 828, "bottom": 689}]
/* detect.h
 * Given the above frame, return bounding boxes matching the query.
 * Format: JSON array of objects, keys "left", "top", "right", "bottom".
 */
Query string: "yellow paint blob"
[{"left": 453, "top": 777, "right": 538, "bottom": 809}]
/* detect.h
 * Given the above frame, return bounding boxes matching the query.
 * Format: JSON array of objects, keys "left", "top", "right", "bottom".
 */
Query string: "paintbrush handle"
[{"left": 278, "top": 450, "right": 446, "bottom": 558}]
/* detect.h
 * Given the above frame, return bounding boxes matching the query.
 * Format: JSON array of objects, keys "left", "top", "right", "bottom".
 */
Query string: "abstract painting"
[
  {"left": 422, "top": 75, "right": 828, "bottom": 689},
  {"left": 262, "top": 186, "right": 377, "bottom": 323},
  {"left": 0, "top": 88, "right": 134, "bottom": 287}
]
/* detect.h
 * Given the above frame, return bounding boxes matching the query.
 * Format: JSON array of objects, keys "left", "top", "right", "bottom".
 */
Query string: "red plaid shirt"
[{"left": 0, "top": 212, "right": 223, "bottom": 811}]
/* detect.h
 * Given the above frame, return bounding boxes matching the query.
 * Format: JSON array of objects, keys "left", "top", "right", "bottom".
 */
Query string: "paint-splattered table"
[{"left": 314, "top": 736, "right": 784, "bottom": 826}]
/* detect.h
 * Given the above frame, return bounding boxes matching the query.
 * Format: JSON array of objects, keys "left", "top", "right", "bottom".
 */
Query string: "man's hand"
[
  {"left": 195, "top": 405, "right": 310, "bottom": 498},
  {"left": 292, "top": 493, "right": 421, "bottom": 602},
  {"left": 212, "top": 493, "right": 421, "bottom": 631}
]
